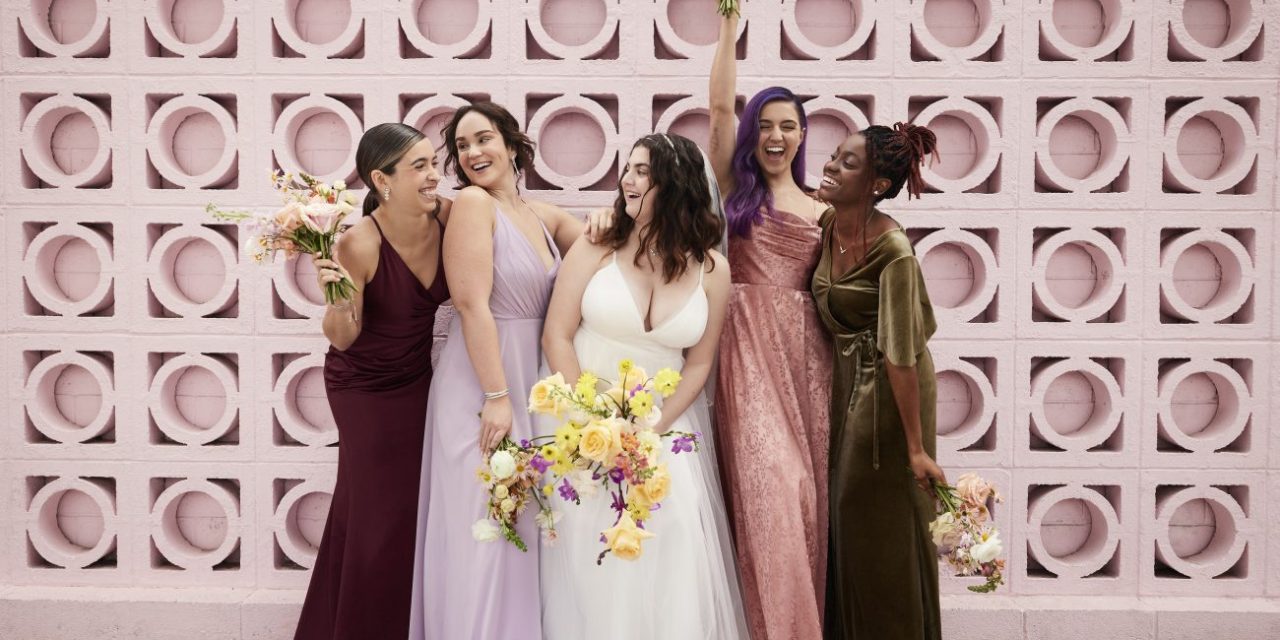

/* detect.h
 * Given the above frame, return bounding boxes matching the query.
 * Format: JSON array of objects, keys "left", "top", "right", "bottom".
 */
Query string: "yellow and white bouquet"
[
  {"left": 207, "top": 170, "right": 359, "bottom": 304},
  {"left": 524, "top": 359, "right": 699, "bottom": 563},
  {"left": 931, "top": 473, "right": 1006, "bottom": 593}
]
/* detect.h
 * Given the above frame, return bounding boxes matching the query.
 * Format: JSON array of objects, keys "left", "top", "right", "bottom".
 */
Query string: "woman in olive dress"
[{"left": 811, "top": 122, "right": 946, "bottom": 640}]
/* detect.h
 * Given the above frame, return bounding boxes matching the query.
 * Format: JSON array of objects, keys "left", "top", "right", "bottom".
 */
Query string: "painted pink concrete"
[{"left": 2, "top": 0, "right": 1278, "bottom": 637}]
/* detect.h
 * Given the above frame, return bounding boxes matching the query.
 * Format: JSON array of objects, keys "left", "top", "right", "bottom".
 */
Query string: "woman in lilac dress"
[
  {"left": 408, "top": 102, "right": 594, "bottom": 640},
  {"left": 295, "top": 123, "right": 449, "bottom": 640}
]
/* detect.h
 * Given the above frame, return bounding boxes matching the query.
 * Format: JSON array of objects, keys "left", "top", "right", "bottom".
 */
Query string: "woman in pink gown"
[{"left": 707, "top": 9, "right": 833, "bottom": 639}]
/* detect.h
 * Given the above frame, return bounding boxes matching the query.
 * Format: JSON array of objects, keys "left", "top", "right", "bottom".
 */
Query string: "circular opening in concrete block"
[
  {"left": 1051, "top": 0, "right": 1124, "bottom": 48},
  {"left": 168, "top": 110, "right": 226, "bottom": 177},
  {"left": 162, "top": 237, "right": 227, "bottom": 306},
  {"left": 287, "top": 0, "right": 351, "bottom": 46},
  {"left": 49, "top": 111, "right": 100, "bottom": 177},
  {"left": 1171, "top": 241, "right": 1243, "bottom": 313},
  {"left": 794, "top": 0, "right": 860, "bottom": 47},
  {"left": 1048, "top": 114, "right": 1106, "bottom": 181},
  {"left": 539, "top": 0, "right": 606, "bottom": 47},
  {"left": 923, "top": 0, "right": 988, "bottom": 48},
  {"left": 929, "top": 114, "right": 979, "bottom": 181},
  {"left": 173, "top": 491, "right": 228, "bottom": 551},
  {"left": 35, "top": 0, "right": 96, "bottom": 45},
  {"left": 50, "top": 364, "right": 103, "bottom": 430},
  {"left": 1181, "top": 0, "right": 1250, "bottom": 49},
  {"left": 415, "top": 0, "right": 477, "bottom": 46},
  {"left": 538, "top": 110, "right": 606, "bottom": 178},
  {"left": 665, "top": 0, "right": 719, "bottom": 46},
  {"left": 170, "top": 365, "right": 227, "bottom": 432},
  {"left": 804, "top": 113, "right": 852, "bottom": 184},
  {"left": 290, "top": 491, "right": 331, "bottom": 550},
  {"left": 54, "top": 489, "right": 105, "bottom": 550},
  {"left": 1169, "top": 371, "right": 1237, "bottom": 439},
  {"left": 1175, "top": 113, "right": 1245, "bottom": 182},
  {"left": 161, "top": 0, "right": 224, "bottom": 45},
  {"left": 1039, "top": 497, "right": 1110, "bottom": 562},
  {"left": 292, "top": 111, "right": 352, "bottom": 178},
  {"left": 49, "top": 237, "right": 101, "bottom": 304},
  {"left": 288, "top": 367, "right": 336, "bottom": 435},
  {"left": 1041, "top": 369, "right": 1113, "bottom": 439},
  {"left": 1168, "top": 497, "right": 1236, "bottom": 564},
  {"left": 936, "top": 369, "right": 979, "bottom": 436},
  {"left": 1044, "top": 241, "right": 1105, "bottom": 310},
  {"left": 667, "top": 111, "right": 711, "bottom": 152},
  {"left": 921, "top": 242, "right": 976, "bottom": 310}
]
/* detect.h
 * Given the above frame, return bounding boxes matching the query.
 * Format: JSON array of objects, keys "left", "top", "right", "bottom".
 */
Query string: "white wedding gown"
[{"left": 540, "top": 254, "right": 749, "bottom": 639}]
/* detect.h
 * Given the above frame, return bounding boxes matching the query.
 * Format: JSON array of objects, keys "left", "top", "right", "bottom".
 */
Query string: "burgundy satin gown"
[{"left": 294, "top": 215, "right": 449, "bottom": 640}]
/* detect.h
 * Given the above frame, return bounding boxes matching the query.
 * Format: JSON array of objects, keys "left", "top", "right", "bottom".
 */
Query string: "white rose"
[
  {"left": 493, "top": 484, "right": 509, "bottom": 500},
  {"left": 929, "top": 512, "right": 957, "bottom": 547},
  {"left": 489, "top": 450, "right": 516, "bottom": 480},
  {"left": 343, "top": 190, "right": 360, "bottom": 205},
  {"left": 637, "top": 430, "right": 661, "bottom": 456},
  {"left": 639, "top": 406, "right": 662, "bottom": 430},
  {"left": 568, "top": 469, "right": 600, "bottom": 499},
  {"left": 969, "top": 532, "right": 1002, "bottom": 564},
  {"left": 500, "top": 498, "right": 516, "bottom": 514},
  {"left": 471, "top": 519, "right": 499, "bottom": 542},
  {"left": 333, "top": 180, "right": 347, "bottom": 191}
]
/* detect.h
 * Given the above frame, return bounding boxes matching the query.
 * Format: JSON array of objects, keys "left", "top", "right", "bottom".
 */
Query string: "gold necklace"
[{"left": 834, "top": 210, "right": 877, "bottom": 256}]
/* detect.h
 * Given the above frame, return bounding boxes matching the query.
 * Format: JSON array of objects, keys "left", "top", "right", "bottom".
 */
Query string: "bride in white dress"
[{"left": 540, "top": 133, "right": 749, "bottom": 639}]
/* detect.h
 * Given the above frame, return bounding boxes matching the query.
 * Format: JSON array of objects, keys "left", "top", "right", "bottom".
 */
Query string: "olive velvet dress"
[{"left": 811, "top": 209, "right": 942, "bottom": 640}]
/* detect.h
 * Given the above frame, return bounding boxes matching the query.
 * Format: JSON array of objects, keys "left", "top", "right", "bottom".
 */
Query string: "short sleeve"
[{"left": 877, "top": 255, "right": 931, "bottom": 367}]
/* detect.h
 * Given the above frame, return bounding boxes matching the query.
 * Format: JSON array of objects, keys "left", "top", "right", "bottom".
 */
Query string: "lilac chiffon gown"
[{"left": 408, "top": 208, "right": 560, "bottom": 640}]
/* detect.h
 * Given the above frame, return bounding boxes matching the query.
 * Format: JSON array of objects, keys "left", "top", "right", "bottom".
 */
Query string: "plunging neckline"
[
  {"left": 826, "top": 226, "right": 904, "bottom": 284},
  {"left": 496, "top": 206, "right": 559, "bottom": 274},
  {"left": 608, "top": 255, "right": 704, "bottom": 335}
]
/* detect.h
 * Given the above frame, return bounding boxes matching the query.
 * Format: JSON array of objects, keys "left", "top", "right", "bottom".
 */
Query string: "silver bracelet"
[{"left": 483, "top": 388, "right": 509, "bottom": 401}]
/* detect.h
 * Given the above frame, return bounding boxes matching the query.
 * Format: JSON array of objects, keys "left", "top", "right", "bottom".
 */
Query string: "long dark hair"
[
  {"left": 724, "top": 87, "right": 808, "bottom": 238},
  {"left": 862, "top": 122, "right": 939, "bottom": 202},
  {"left": 356, "top": 123, "right": 426, "bottom": 216},
  {"left": 441, "top": 101, "right": 536, "bottom": 189},
  {"left": 600, "top": 134, "right": 723, "bottom": 283}
]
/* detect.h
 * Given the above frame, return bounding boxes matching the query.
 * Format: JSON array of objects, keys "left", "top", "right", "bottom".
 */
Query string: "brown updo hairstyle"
[
  {"left": 599, "top": 133, "right": 724, "bottom": 283},
  {"left": 356, "top": 122, "right": 427, "bottom": 216},
  {"left": 441, "top": 101, "right": 536, "bottom": 189},
  {"left": 861, "top": 122, "right": 939, "bottom": 202}
]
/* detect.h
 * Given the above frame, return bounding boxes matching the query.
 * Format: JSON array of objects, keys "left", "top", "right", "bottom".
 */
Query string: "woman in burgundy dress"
[{"left": 293, "top": 123, "right": 450, "bottom": 640}]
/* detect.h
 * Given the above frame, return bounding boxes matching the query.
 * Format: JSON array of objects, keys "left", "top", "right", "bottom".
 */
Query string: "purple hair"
[{"left": 724, "top": 87, "right": 808, "bottom": 238}]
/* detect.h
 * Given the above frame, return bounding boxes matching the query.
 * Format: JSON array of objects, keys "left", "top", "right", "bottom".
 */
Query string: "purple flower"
[
  {"left": 520, "top": 439, "right": 531, "bottom": 448},
  {"left": 530, "top": 455, "right": 551, "bottom": 473},
  {"left": 671, "top": 437, "right": 694, "bottom": 454},
  {"left": 628, "top": 383, "right": 645, "bottom": 398},
  {"left": 558, "top": 478, "right": 579, "bottom": 502},
  {"left": 608, "top": 467, "right": 625, "bottom": 484},
  {"left": 610, "top": 491, "right": 626, "bottom": 514}
]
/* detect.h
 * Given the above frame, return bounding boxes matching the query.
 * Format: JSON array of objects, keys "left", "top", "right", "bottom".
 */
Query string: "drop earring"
[{"left": 383, "top": 187, "right": 391, "bottom": 201}]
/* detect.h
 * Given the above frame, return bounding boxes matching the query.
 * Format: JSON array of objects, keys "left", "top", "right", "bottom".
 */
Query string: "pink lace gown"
[{"left": 714, "top": 209, "right": 832, "bottom": 640}]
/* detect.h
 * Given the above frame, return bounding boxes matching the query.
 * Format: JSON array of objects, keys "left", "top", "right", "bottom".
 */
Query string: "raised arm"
[
  {"left": 708, "top": 11, "right": 740, "bottom": 198},
  {"left": 317, "top": 221, "right": 377, "bottom": 351},
  {"left": 654, "top": 252, "right": 732, "bottom": 434},
  {"left": 444, "top": 186, "right": 511, "bottom": 454},
  {"left": 542, "top": 236, "right": 610, "bottom": 383}
]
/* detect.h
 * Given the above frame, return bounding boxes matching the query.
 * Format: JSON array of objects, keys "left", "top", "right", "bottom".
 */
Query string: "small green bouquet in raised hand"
[{"left": 716, "top": 0, "right": 740, "bottom": 18}]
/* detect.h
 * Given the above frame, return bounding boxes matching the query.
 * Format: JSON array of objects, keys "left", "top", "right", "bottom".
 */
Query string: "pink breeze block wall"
[{"left": 3, "top": 0, "right": 1279, "bottom": 638}]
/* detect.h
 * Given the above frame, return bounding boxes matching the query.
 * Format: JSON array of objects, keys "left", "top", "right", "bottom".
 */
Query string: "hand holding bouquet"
[
  {"left": 930, "top": 473, "right": 1005, "bottom": 593},
  {"left": 207, "top": 171, "right": 359, "bottom": 304}
]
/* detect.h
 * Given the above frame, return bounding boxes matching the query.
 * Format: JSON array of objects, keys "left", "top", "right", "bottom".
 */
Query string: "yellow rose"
[
  {"left": 602, "top": 512, "right": 654, "bottom": 561},
  {"left": 579, "top": 419, "right": 623, "bottom": 464},
  {"left": 634, "top": 464, "right": 670, "bottom": 505},
  {"left": 528, "top": 373, "right": 568, "bottom": 415},
  {"left": 628, "top": 391, "right": 655, "bottom": 418},
  {"left": 654, "top": 368, "right": 681, "bottom": 398}
]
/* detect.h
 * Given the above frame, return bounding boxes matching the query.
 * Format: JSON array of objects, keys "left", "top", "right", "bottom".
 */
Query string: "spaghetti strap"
[{"left": 370, "top": 214, "right": 386, "bottom": 239}]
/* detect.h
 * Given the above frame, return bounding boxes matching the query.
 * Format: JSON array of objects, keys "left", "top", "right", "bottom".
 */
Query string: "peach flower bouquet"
[
  {"left": 207, "top": 170, "right": 359, "bottom": 304},
  {"left": 931, "top": 473, "right": 1006, "bottom": 593}
]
